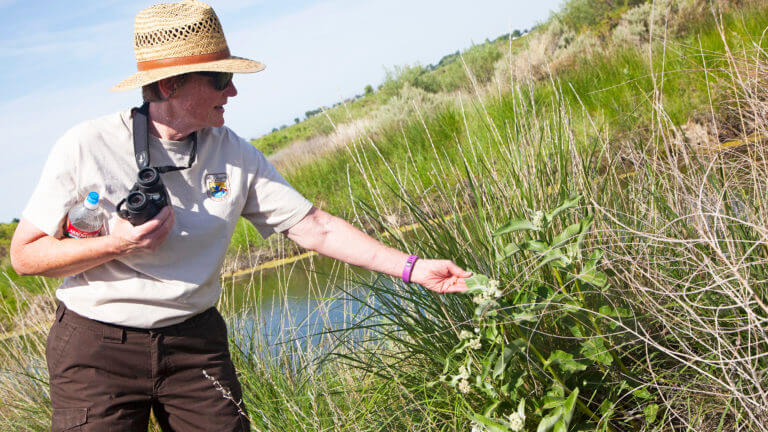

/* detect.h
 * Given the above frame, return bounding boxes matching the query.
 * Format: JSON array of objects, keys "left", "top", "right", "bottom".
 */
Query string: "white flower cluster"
[
  {"left": 458, "top": 364, "right": 470, "bottom": 380},
  {"left": 459, "top": 328, "right": 482, "bottom": 351},
  {"left": 468, "top": 337, "right": 482, "bottom": 351},
  {"left": 506, "top": 412, "right": 524, "bottom": 431},
  {"left": 472, "top": 279, "right": 503, "bottom": 305},
  {"left": 470, "top": 422, "right": 486, "bottom": 432},
  {"left": 531, "top": 210, "right": 545, "bottom": 231},
  {"left": 458, "top": 378, "right": 471, "bottom": 394}
]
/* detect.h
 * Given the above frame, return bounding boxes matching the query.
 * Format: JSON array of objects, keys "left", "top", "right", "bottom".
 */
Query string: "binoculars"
[{"left": 117, "top": 167, "right": 169, "bottom": 226}]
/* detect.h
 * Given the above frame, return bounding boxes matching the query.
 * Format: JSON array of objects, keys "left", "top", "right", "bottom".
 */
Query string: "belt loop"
[
  {"left": 102, "top": 326, "right": 125, "bottom": 344},
  {"left": 55, "top": 302, "right": 65, "bottom": 323}
]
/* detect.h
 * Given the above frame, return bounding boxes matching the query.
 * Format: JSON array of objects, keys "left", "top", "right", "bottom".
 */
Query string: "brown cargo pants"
[{"left": 46, "top": 303, "right": 250, "bottom": 431}]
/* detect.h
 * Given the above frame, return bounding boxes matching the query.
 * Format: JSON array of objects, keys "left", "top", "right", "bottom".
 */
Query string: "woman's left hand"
[{"left": 409, "top": 259, "right": 472, "bottom": 293}]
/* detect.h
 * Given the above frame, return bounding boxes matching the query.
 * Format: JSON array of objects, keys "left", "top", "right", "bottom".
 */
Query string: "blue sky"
[{"left": 0, "top": 0, "right": 562, "bottom": 223}]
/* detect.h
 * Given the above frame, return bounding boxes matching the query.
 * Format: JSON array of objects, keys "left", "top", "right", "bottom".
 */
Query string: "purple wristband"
[{"left": 402, "top": 255, "right": 419, "bottom": 283}]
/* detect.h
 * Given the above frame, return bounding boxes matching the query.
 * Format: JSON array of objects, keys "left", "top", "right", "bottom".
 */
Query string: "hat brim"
[{"left": 110, "top": 56, "right": 265, "bottom": 91}]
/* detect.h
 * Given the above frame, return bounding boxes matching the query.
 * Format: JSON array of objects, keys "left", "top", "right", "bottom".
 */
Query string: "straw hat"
[{"left": 111, "top": 0, "right": 264, "bottom": 91}]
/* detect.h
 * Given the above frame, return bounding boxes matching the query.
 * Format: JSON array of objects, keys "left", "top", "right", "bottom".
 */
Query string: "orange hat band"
[{"left": 136, "top": 48, "right": 231, "bottom": 72}]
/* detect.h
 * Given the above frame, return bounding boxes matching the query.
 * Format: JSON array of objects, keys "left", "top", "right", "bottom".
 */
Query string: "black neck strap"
[{"left": 132, "top": 102, "right": 197, "bottom": 173}]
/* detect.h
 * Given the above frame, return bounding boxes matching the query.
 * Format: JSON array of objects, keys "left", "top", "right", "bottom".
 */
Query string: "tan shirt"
[{"left": 23, "top": 109, "right": 313, "bottom": 328}]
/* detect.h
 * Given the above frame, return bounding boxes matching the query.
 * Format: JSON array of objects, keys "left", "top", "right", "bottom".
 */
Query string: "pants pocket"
[
  {"left": 51, "top": 407, "right": 87, "bottom": 431},
  {"left": 46, "top": 320, "right": 76, "bottom": 374}
]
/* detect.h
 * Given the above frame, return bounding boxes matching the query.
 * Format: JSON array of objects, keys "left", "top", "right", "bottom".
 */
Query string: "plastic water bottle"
[{"left": 66, "top": 192, "right": 104, "bottom": 239}]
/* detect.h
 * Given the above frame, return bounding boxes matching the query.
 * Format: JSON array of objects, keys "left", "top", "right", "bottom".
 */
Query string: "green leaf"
[
  {"left": 465, "top": 274, "right": 491, "bottom": 292},
  {"left": 496, "top": 242, "right": 521, "bottom": 262},
  {"left": 574, "top": 268, "right": 607, "bottom": 288},
  {"left": 537, "top": 407, "right": 563, "bottom": 432},
  {"left": 533, "top": 249, "right": 569, "bottom": 272},
  {"left": 589, "top": 249, "right": 604, "bottom": 261},
  {"left": 517, "top": 398, "right": 526, "bottom": 419},
  {"left": 471, "top": 413, "right": 511, "bottom": 432},
  {"left": 575, "top": 215, "right": 594, "bottom": 251},
  {"left": 511, "top": 311, "right": 538, "bottom": 323},
  {"left": 493, "top": 219, "right": 538, "bottom": 236},
  {"left": 483, "top": 401, "right": 501, "bottom": 417},
  {"left": 480, "top": 351, "right": 498, "bottom": 381},
  {"left": 542, "top": 396, "right": 564, "bottom": 410},
  {"left": 493, "top": 349, "right": 507, "bottom": 380},
  {"left": 644, "top": 403, "right": 659, "bottom": 424},
  {"left": 520, "top": 240, "right": 550, "bottom": 252},
  {"left": 546, "top": 195, "right": 582, "bottom": 222},
  {"left": 598, "top": 305, "right": 631, "bottom": 318},
  {"left": 580, "top": 338, "right": 613, "bottom": 366},
  {"left": 546, "top": 350, "right": 587, "bottom": 374},
  {"left": 633, "top": 388, "right": 653, "bottom": 400},
  {"left": 562, "top": 387, "right": 579, "bottom": 425},
  {"left": 542, "top": 383, "right": 564, "bottom": 409},
  {"left": 552, "top": 222, "right": 582, "bottom": 248}
]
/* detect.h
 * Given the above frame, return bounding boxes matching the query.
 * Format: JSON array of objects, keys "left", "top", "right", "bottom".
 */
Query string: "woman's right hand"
[{"left": 110, "top": 205, "right": 175, "bottom": 255}]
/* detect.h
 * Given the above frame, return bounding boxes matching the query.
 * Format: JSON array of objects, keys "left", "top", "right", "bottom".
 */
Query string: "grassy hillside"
[{"left": 228, "top": 0, "right": 767, "bottom": 259}]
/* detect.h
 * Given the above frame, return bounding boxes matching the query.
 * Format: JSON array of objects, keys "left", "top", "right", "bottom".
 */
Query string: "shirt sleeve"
[
  {"left": 21, "top": 131, "right": 80, "bottom": 237},
  {"left": 240, "top": 143, "right": 313, "bottom": 239}
]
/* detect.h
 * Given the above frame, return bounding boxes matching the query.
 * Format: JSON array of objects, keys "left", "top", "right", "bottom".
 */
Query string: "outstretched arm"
[{"left": 284, "top": 207, "right": 471, "bottom": 293}]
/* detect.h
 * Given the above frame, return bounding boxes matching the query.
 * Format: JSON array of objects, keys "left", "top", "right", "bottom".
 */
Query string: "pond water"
[{"left": 219, "top": 254, "right": 379, "bottom": 359}]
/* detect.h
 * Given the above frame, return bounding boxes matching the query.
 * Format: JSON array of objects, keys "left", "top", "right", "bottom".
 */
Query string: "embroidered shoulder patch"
[{"left": 205, "top": 173, "right": 230, "bottom": 201}]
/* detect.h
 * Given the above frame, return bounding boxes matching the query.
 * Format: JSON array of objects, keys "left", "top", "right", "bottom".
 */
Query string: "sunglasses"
[{"left": 195, "top": 71, "right": 233, "bottom": 91}]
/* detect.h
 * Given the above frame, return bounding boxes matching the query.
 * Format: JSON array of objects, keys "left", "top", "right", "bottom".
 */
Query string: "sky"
[{"left": 0, "top": 0, "right": 562, "bottom": 223}]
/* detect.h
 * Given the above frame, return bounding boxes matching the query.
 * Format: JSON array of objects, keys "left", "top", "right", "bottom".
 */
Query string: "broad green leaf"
[
  {"left": 493, "top": 351, "right": 506, "bottom": 380},
  {"left": 598, "top": 305, "right": 631, "bottom": 318},
  {"left": 517, "top": 398, "right": 526, "bottom": 418},
  {"left": 493, "top": 219, "right": 538, "bottom": 236},
  {"left": 542, "top": 384, "right": 565, "bottom": 409},
  {"left": 633, "top": 388, "right": 653, "bottom": 400},
  {"left": 465, "top": 274, "right": 491, "bottom": 292},
  {"left": 480, "top": 351, "right": 498, "bottom": 381},
  {"left": 511, "top": 311, "right": 538, "bottom": 323},
  {"left": 562, "top": 387, "right": 579, "bottom": 425},
  {"left": 542, "top": 396, "right": 564, "bottom": 410},
  {"left": 484, "top": 323, "right": 499, "bottom": 341},
  {"left": 533, "top": 249, "right": 570, "bottom": 272},
  {"left": 589, "top": 249, "right": 604, "bottom": 261},
  {"left": 644, "top": 403, "right": 659, "bottom": 424},
  {"left": 547, "top": 383, "right": 565, "bottom": 399},
  {"left": 537, "top": 407, "right": 563, "bottom": 432},
  {"left": 546, "top": 350, "right": 587, "bottom": 374},
  {"left": 546, "top": 195, "right": 582, "bottom": 222},
  {"left": 483, "top": 401, "right": 501, "bottom": 417},
  {"left": 575, "top": 268, "right": 607, "bottom": 288},
  {"left": 471, "top": 413, "right": 511, "bottom": 432},
  {"left": 565, "top": 242, "right": 581, "bottom": 262},
  {"left": 552, "top": 222, "right": 582, "bottom": 248},
  {"left": 575, "top": 215, "right": 594, "bottom": 250},
  {"left": 580, "top": 338, "right": 613, "bottom": 366},
  {"left": 496, "top": 242, "right": 521, "bottom": 262},
  {"left": 519, "top": 240, "right": 550, "bottom": 252},
  {"left": 569, "top": 325, "right": 584, "bottom": 338}
]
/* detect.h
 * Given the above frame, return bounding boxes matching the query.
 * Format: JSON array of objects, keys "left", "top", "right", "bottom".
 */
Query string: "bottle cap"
[{"left": 84, "top": 192, "right": 100, "bottom": 210}]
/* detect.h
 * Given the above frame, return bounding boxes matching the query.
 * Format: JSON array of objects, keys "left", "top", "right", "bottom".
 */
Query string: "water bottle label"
[{"left": 66, "top": 220, "right": 102, "bottom": 239}]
